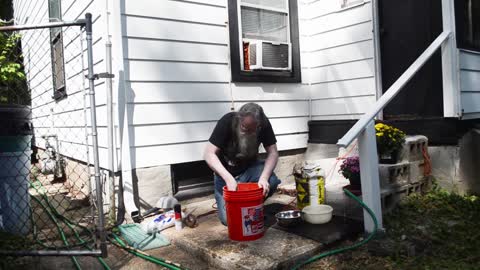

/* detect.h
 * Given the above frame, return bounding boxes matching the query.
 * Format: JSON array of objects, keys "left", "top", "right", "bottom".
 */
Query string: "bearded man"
[{"left": 204, "top": 103, "right": 281, "bottom": 225}]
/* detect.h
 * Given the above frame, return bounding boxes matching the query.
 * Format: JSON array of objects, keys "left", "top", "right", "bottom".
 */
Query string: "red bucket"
[{"left": 223, "top": 183, "right": 265, "bottom": 241}]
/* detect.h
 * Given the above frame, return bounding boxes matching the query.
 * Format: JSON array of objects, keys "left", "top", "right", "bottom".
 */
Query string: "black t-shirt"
[{"left": 209, "top": 112, "right": 277, "bottom": 176}]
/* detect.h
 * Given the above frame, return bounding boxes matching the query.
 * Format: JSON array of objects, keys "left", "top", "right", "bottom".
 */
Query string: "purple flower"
[{"left": 339, "top": 156, "right": 360, "bottom": 179}]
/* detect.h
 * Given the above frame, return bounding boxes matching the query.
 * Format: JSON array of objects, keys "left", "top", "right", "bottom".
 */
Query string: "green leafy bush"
[{"left": 0, "top": 23, "right": 28, "bottom": 105}]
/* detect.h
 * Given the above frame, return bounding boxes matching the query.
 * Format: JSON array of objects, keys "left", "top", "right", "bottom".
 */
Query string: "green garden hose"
[
  {"left": 30, "top": 179, "right": 110, "bottom": 270},
  {"left": 30, "top": 192, "right": 82, "bottom": 270},
  {"left": 292, "top": 188, "right": 379, "bottom": 270},
  {"left": 109, "top": 233, "right": 184, "bottom": 270},
  {"left": 31, "top": 178, "right": 179, "bottom": 270}
]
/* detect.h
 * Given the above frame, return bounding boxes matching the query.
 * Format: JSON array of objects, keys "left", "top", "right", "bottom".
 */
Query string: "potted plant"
[
  {"left": 375, "top": 123, "right": 406, "bottom": 164},
  {"left": 339, "top": 156, "right": 361, "bottom": 189}
]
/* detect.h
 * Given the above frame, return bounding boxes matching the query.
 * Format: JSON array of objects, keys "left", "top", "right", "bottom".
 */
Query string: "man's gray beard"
[{"left": 235, "top": 125, "right": 258, "bottom": 160}]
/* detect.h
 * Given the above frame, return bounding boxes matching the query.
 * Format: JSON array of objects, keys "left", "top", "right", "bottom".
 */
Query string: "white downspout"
[
  {"left": 371, "top": 0, "right": 384, "bottom": 120},
  {"left": 105, "top": 0, "right": 116, "bottom": 226},
  {"left": 111, "top": 0, "right": 140, "bottom": 221}
]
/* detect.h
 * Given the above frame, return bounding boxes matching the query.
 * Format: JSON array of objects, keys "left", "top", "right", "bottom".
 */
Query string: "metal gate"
[{"left": 0, "top": 14, "right": 106, "bottom": 261}]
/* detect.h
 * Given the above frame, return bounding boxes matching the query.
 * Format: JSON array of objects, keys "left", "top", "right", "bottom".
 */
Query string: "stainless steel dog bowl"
[{"left": 275, "top": 210, "right": 302, "bottom": 227}]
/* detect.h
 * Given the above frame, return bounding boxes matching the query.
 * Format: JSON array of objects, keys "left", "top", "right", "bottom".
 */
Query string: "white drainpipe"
[
  {"left": 111, "top": 0, "right": 140, "bottom": 221},
  {"left": 105, "top": 0, "right": 116, "bottom": 225}
]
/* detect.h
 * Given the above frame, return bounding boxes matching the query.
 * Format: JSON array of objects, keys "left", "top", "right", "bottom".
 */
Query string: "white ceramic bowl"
[{"left": 301, "top": 204, "right": 333, "bottom": 224}]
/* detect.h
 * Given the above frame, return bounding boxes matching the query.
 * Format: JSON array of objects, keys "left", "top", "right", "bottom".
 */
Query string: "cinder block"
[
  {"left": 398, "top": 135, "right": 428, "bottom": 163},
  {"left": 380, "top": 186, "right": 408, "bottom": 213},
  {"left": 379, "top": 176, "right": 433, "bottom": 213},
  {"left": 378, "top": 162, "right": 410, "bottom": 189},
  {"left": 409, "top": 160, "right": 426, "bottom": 184},
  {"left": 407, "top": 177, "right": 433, "bottom": 195}
]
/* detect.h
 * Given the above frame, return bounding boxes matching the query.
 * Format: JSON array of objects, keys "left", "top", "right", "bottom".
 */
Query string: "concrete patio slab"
[
  {"left": 158, "top": 188, "right": 363, "bottom": 270},
  {"left": 162, "top": 215, "right": 323, "bottom": 270}
]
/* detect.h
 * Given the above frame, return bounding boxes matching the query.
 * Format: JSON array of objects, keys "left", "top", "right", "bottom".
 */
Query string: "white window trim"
[
  {"left": 237, "top": 0, "right": 292, "bottom": 71},
  {"left": 240, "top": 3, "right": 289, "bottom": 14}
]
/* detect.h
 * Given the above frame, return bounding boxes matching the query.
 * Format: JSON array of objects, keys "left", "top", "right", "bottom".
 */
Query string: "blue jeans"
[{"left": 214, "top": 160, "right": 281, "bottom": 225}]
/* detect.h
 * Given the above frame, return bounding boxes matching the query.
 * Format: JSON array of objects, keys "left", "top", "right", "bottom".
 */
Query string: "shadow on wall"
[
  {"left": 459, "top": 129, "right": 480, "bottom": 195},
  {"left": 430, "top": 128, "right": 480, "bottom": 195}
]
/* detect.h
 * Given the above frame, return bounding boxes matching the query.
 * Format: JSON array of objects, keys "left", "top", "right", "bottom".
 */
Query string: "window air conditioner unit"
[{"left": 245, "top": 40, "right": 291, "bottom": 71}]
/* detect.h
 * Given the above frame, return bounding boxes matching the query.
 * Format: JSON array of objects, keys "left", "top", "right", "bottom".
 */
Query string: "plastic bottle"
[{"left": 174, "top": 204, "right": 183, "bottom": 231}]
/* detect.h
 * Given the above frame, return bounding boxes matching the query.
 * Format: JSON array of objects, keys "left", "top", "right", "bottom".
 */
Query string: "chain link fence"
[{"left": 0, "top": 15, "right": 106, "bottom": 258}]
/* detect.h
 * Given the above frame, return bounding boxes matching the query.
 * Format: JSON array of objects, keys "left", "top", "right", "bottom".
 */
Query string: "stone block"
[
  {"left": 380, "top": 185, "right": 409, "bottom": 213},
  {"left": 398, "top": 135, "right": 428, "bottom": 163},
  {"left": 409, "top": 160, "right": 426, "bottom": 184},
  {"left": 378, "top": 162, "right": 410, "bottom": 189},
  {"left": 380, "top": 189, "right": 401, "bottom": 213}
]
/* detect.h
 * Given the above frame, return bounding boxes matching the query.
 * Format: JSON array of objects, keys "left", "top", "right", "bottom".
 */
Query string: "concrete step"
[
  {"left": 162, "top": 215, "right": 323, "bottom": 270},
  {"left": 159, "top": 191, "right": 365, "bottom": 270}
]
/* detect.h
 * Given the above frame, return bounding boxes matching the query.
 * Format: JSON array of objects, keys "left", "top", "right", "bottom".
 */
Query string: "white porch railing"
[{"left": 337, "top": 31, "right": 451, "bottom": 232}]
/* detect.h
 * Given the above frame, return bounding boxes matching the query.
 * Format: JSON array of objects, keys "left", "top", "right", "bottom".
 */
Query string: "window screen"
[
  {"left": 48, "top": 0, "right": 66, "bottom": 99},
  {"left": 52, "top": 37, "right": 65, "bottom": 91},
  {"left": 49, "top": 0, "right": 62, "bottom": 37},
  {"left": 241, "top": 7, "right": 288, "bottom": 43},
  {"left": 48, "top": 0, "right": 61, "bottom": 21},
  {"left": 228, "top": 0, "right": 301, "bottom": 82}
]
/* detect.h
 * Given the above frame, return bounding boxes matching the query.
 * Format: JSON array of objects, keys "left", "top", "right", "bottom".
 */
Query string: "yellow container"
[{"left": 293, "top": 162, "right": 326, "bottom": 210}]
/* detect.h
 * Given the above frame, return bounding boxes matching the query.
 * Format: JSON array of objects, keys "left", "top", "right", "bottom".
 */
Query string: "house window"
[
  {"left": 228, "top": 0, "right": 301, "bottom": 83},
  {"left": 455, "top": 0, "right": 480, "bottom": 51},
  {"left": 48, "top": 0, "right": 67, "bottom": 100}
]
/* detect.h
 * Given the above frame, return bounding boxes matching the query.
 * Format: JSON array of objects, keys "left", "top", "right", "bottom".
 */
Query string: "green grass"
[
  {"left": 0, "top": 231, "right": 35, "bottom": 268},
  {"left": 306, "top": 185, "right": 480, "bottom": 270},
  {"left": 380, "top": 186, "right": 480, "bottom": 269}
]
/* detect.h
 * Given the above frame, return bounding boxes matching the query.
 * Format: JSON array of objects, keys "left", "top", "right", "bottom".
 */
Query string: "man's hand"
[
  {"left": 258, "top": 178, "right": 269, "bottom": 197},
  {"left": 257, "top": 144, "right": 278, "bottom": 197},
  {"left": 204, "top": 142, "right": 238, "bottom": 192},
  {"left": 226, "top": 179, "right": 238, "bottom": 191}
]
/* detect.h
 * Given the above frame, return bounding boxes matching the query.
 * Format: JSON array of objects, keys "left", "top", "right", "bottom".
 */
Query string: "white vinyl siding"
[
  {"left": 302, "top": 0, "right": 377, "bottom": 120},
  {"left": 13, "top": 0, "right": 110, "bottom": 167},
  {"left": 121, "top": 0, "right": 311, "bottom": 168},
  {"left": 16, "top": 0, "right": 380, "bottom": 170},
  {"left": 459, "top": 50, "right": 480, "bottom": 119}
]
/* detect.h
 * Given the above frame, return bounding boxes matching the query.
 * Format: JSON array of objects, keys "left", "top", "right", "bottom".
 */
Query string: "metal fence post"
[{"left": 85, "top": 13, "right": 107, "bottom": 257}]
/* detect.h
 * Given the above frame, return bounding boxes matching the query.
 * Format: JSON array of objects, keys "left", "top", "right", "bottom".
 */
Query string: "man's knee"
[{"left": 268, "top": 173, "right": 281, "bottom": 187}]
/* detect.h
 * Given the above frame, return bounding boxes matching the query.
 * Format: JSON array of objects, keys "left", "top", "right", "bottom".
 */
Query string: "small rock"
[
  {"left": 446, "top": 220, "right": 458, "bottom": 227},
  {"left": 401, "top": 235, "right": 407, "bottom": 241}
]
